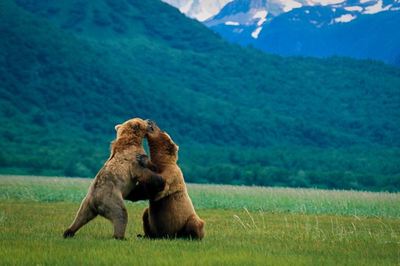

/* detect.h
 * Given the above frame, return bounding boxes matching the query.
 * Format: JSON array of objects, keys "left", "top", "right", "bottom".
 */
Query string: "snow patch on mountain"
[
  {"left": 253, "top": 10, "right": 268, "bottom": 26},
  {"left": 363, "top": 0, "right": 391, "bottom": 14},
  {"left": 249, "top": 10, "right": 268, "bottom": 39},
  {"left": 334, "top": 13, "right": 357, "bottom": 22},
  {"left": 162, "top": 0, "right": 232, "bottom": 21},
  {"left": 179, "top": 0, "right": 193, "bottom": 13},
  {"left": 307, "top": 0, "right": 345, "bottom": 5},
  {"left": 344, "top": 6, "right": 363, "bottom": 12},
  {"left": 251, "top": 26, "right": 263, "bottom": 38},
  {"left": 282, "top": 0, "right": 302, "bottom": 12},
  {"left": 225, "top": 21, "right": 240, "bottom": 25}
]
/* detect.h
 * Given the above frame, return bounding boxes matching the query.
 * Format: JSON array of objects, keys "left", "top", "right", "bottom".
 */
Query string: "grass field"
[{"left": 1, "top": 175, "right": 399, "bottom": 265}]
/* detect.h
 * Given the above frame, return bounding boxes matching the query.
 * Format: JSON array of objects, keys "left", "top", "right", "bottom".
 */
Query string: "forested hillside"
[{"left": 1, "top": 0, "right": 399, "bottom": 191}]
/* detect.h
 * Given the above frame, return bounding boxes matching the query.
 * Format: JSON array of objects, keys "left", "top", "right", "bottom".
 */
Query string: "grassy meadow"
[{"left": 0, "top": 175, "right": 399, "bottom": 265}]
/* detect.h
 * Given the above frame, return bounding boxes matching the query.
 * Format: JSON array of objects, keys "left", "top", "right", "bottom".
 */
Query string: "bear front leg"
[
  {"left": 125, "top": 168, "right": 165, "bottom": 202},
  {"left": 136, "top": 154, "right": 159, "bottom": 172},
  {"left": 138, "top": 168, "right": 166, "bottom": 197}
]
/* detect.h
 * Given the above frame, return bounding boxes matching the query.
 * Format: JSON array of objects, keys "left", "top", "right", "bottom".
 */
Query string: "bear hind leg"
[
  {"left": 63, "top": 197, "right": 97, "bottom": 238},
  {"left": 111, "top": 207, "right": 128, "bottom": 240},
  {"left": 179, "top": 214, "right": 205, "bottom": 240},
  {"left": 140, "top": 208, "right": 156, "bottom": 238},
  {"left": 98, "top": 195, "right": 128, "bottom": 240}
]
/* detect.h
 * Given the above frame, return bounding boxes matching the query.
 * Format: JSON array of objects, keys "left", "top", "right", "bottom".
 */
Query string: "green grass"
[
  {"left": 1, "top": 175, "right": 399, "bottom": 218},
  {"left": 0, "top": 175, "right": 399, "bottom": 265}
]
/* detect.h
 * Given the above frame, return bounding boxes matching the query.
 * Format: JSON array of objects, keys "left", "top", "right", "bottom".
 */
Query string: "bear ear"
[
  {"left": 115, "top": 124, "right": 121, "bottom": 131},
  {"left": 167, "top": 143, "right": 178, "bottom": 155}
]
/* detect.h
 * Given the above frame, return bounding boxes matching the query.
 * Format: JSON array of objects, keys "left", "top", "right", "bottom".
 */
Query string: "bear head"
[
  {"left": 111, "top": 118, "right": 152, "bottom": 154},
  {"left": 114, "top": 118, "right": 150, "bottom": 140},
  {"left": 146, "top": 120, "right": 179, "bottom": 164}
]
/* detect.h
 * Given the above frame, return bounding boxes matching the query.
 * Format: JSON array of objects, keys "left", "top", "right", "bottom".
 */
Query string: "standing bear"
[
  {"left": 137, "top": 120, "right": 205, "bottom": 239},
  {"left": 63, "top": 118, "right": 165, "bottom": 240}
]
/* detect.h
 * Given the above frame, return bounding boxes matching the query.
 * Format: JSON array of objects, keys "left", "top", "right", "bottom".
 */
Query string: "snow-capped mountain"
[
  {"left": 163, "top": 0, "right": 400, "bottom": 65},
  {"left": 254, "top": 3, "right": 400, "bottom": 64},
  {"left": 206, "top": 0, "right": 400, "bottom": 41},
  {"left": 161, "top": 0, "right": 232, "bottom": 21}
]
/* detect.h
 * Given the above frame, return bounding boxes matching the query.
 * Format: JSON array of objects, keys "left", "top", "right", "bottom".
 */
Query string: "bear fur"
[
  {"left": 63, "top": 118, "right": 165, "bottom": 240},
  {"left": 138, "top": 121, "right": 205, "bottom": 240}
]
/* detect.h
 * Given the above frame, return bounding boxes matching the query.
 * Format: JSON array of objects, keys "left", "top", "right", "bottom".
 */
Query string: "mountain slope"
[
  {"left": 1, "top": 0, "right": 400, "bottom": 190},
  {"left": 255, "top": 7, "right": 400, "bottom": 65}
]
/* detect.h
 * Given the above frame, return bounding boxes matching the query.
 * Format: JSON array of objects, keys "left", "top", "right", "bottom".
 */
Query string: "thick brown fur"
[
  {"left": 63, "top": 118, "right": 165, "bottom": 240},
  {"left": 140, "top": 121, "right": 205, "bottom": 240}
]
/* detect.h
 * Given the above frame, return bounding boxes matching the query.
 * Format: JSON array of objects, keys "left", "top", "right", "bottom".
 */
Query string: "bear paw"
[
  {"left": 136, "top": 154, "right": 149, "bottom": 168},
  {"left": 63, "top": 229, "right": 75, "bottom": 238},
  {"left": 113, "top": 235, "right": 127, "bottom": 240}
]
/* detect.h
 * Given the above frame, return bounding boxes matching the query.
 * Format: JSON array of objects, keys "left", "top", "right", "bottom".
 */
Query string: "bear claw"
[{"left": 63, "top": 229, "right": 75, "bottom": 238}]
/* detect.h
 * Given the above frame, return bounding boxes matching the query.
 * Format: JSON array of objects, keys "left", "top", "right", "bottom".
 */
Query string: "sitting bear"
[
  {"left": 63, "top": 118, "right": 165, "bottom": 240},
  {"left": 137, "top": 120, "right": 205, "bottom": 240}
]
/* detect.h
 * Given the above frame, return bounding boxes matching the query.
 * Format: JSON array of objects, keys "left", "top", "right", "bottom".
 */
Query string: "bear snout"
[{"left": 145, "top": 120, "right": 156, "bottom": 132}]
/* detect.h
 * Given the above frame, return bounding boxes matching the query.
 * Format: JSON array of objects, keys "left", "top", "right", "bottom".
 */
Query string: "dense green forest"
[{"left": 1, "top": 0, "right": 399, "bottom": 191}]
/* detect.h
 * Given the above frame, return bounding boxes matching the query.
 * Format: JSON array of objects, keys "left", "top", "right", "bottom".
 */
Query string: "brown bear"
[
  {"left": 63, "top": 118, "right": 165, "bottom": 240},
  {"left": 137, "top": 120, "right": 205, "bottom": 240}
]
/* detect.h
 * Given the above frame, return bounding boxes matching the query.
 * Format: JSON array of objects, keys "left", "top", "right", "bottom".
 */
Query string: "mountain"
[
  {"left": 161, "top": 0, "right": 232, "bottom": 21},
  {"left": 1, "top": 0, "right": 400, "bottom": 191},
  {"left": 165, "top": 0, "right": 400, "bottom": 65}
]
